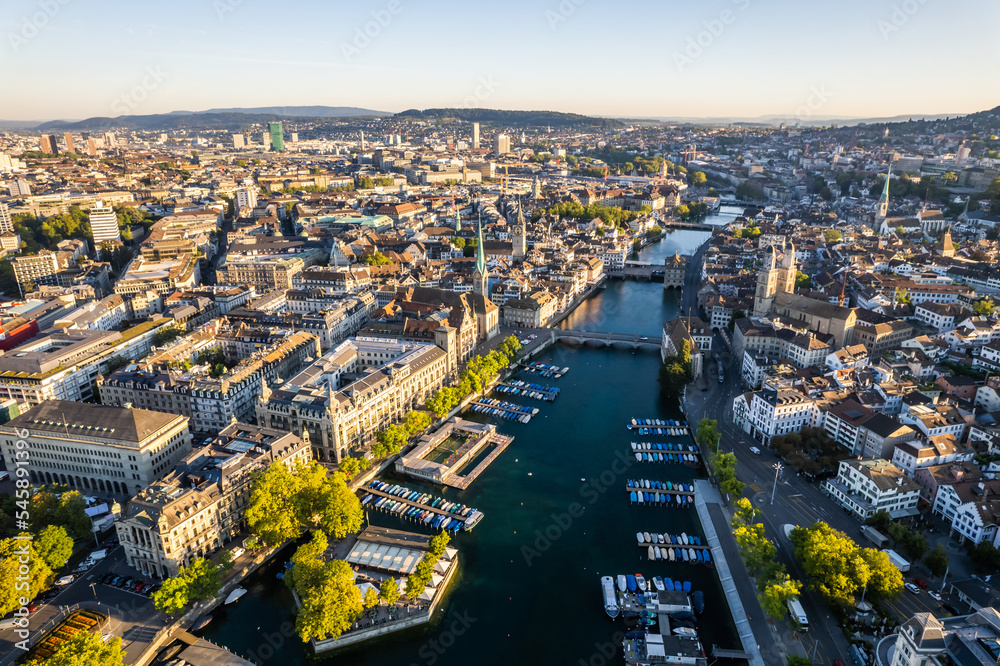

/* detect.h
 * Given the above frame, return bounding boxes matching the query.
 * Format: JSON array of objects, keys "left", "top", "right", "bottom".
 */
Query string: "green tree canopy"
[
  {"left": 924, "top": 544, "right": 949, "bottom": 577},
  {"left": 380, "top": 577, "right": 400, "bottom": 606},
  {"left": 26, "top": 629, "right": 125, "bottom": 666},
  {"left": 295, "top": 559, "right": 362, "bottom": 642},
  {"left": 824, "top": 229, "right": 843, "bottom": 243},
  {"left": 0, "top": 534, "right": 53, "bottom": 615},
  {"left": 151, "top": 576, "right": 189, "bottom": 614},
  {"left": 36, "top": 525, "right": 74, "bottom": 571}
]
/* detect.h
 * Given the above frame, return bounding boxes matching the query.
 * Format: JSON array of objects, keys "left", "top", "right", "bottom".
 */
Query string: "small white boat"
[
  {"left": 635, "top": 453, "right": 642, "bottom": 461},
  {"left": 681, "top": 532, "right": 689, "bottom": 545},
  {"left": 617, "top": 574, "right": 627, "bottom": 592},
  {"left": 673, "top": 627, "right": 698, "bottom": 637},
  {"left": 653, "top": 576, "right": 666, "bottom": 592},
  {"left": 602, "top": 576, "right": 620, "bottom": 619},
  {"left": 636, "top": 532, "right": 644, "bottom": 544},
  {"left": 643, "top": 532, "right": 651, "bottom": 543},
  {"left": 667, "top": 548, "right": 676, "bottom": 562},
  {"left": 648, "top": 545, "right": 656, "bottom": 560},
  {"left": 688, "top": 548, "right": 696, "bottom": 561},
  {"left": 635, "top": 574, "right": 647, "bottom": 592},
  {"left": 657, "top": 534, "right": 665, "bottom": 544},
  {"left": 224, "top": 587, "right": 247, "bottom": 605}
]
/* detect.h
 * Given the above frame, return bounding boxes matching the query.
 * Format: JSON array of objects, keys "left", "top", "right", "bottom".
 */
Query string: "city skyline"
[{"left": 3, "top": 0, "right": 997, "bottom": 121}]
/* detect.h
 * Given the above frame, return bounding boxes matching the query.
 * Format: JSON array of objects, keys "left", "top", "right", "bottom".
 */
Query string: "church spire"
[
  {"left": 878, "top": 165, "right": 891, "bottom": 220},
  {"left": 473, "top": 212, "right": 488, "bottom": 296}
]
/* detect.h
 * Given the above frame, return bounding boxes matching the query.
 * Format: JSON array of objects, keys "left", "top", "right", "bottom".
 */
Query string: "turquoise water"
[{"left": 201, "top": 345, "right": 741, "bottom": 665}]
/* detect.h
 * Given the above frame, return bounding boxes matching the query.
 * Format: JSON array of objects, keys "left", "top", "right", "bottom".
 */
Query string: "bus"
[{"left": 787, "top": 597, "right": 809, "bottom": 630}]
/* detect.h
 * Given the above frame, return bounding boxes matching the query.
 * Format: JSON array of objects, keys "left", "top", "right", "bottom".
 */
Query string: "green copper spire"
[
  {"left": 880, "top": 165, "right": 891, "bottom": 204},
  {"left": 475, "top": 213, "right": 486, "bottom": 275}
]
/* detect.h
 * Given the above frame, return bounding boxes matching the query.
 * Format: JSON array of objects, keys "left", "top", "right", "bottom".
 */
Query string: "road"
[
  {"left": 684, "top": 330, "right": 943, "bottom": 663},
  {"left": 0, "top": 547, "right": 167, "bottom": 665}
]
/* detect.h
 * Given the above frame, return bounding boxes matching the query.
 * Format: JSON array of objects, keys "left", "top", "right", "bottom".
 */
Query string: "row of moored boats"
[
  {"left": 602, "top": 573, "right": 706, "bottom": 620},
  {"left": 361, "top": 480, "right": 482, "bottom": 532},
  {"left": 631, "top": 442, "right": 700, "bottom": 463},
  {"left": 471, "top": 400, "right": 533, "bottom": 423},
  {"left": 496, "top": 380, "right": 559, "bottom": 401},
  {"left": 524, "top": 362, "right": 568, "bottom": 378}
]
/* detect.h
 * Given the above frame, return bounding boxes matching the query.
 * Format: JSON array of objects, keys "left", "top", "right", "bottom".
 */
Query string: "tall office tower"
[
  {"left": 494, "top": 134, "right": 510, "bottom": 155},
  {"left": 86, "top": 138, "right": 98, "bottom": 156},
  {"left": 158, "top": 133, "right": 168, "bottom": 143},
  {"left": 261, "top": 131, "right": 269, "bottom": 146},
  {"left": 89, "top": 202, "right": 121, "bottom": 246},
  {"left": 40, "top": 135, "right": 58, "bottom": 154},
  {"left": 63, "top": 132, "right": 75, "bottom": 153},
  {"left": 360, "top": 130, "right": 365, "bottom": 151},
  {"left": 472, "top": 122, "right": 480, "bottom": 149},
  {"left": 232, "top": 133, "right": 245, "bottom": 149},
  {"left": 268, "top": 122, "right": 284, "bottom": 151},
  {"left": 103, "top": 132, "right": 116, "bottom": 147},
  {"left": 290, "top": 132, "right": 298, "bottom": 143},
  {"left": 0, "top": 203, "right": 13, "bottom": 234}
]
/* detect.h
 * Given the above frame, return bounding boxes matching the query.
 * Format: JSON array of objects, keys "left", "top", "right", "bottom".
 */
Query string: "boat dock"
[
  {"left": 711, "top": 645, "right": 753, "bottom": 660},
  {"left": 631, "top": 442, "right": 701, "bottom": 464},
  {"left": 496, "top": 380, "right": 559, "bottom": 401},
  {"left": 472, "top": 397, "right": 538, "bottom": 422},
  {"left": 629, "top": 488, "right": 694, "bottom": 507},
  {"left": 360, "top": 483, "right": 483, "bottom": 531},
  {"left": 523, "top": 362, "right": 568, "bottom": 378}
]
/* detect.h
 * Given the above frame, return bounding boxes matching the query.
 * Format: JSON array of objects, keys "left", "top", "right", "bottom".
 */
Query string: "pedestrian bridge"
[{"left": 549, "top": 328, "right": 661, "bottom": 348}]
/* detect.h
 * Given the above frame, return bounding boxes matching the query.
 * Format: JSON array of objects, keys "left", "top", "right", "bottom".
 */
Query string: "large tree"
[
  {"left": 246, "top": 462, "right": 306, "bottom": 547},
  {"left": 295, "top": 560, "right": 363, "bottom": 642},
  {"left": 0, "top": 534, "right": 53, "bottom": 615},
  {"left": 152, "top": 576, "right": 189, "bottom": 614},
  {"left": 35, "top": 525, "right": 74, "bottom": 570},
  {"left": 758, "top": 573, "right": 802, "bottom": 621}
]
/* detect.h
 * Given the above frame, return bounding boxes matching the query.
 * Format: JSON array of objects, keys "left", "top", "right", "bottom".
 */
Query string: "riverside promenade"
[{"left": 693, "top": 479, "right": 766, "bottom": 666}]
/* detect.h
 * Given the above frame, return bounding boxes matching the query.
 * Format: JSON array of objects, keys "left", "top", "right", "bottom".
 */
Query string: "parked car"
[
  {"left": 913, "top": 578, "right": 928, "bottom": 589},
  {"left": 117, "top": 577, "right": 131, "bottom": 589},
  {"left": 135, "top": 583, "right": 146, "bottom": 593},
  {"left": 905, "top": 582, "right": 921, "bottom": 595},
  {"left": 110, "top": 576, "right": 123, "bottom": 586},
  {"left": 928, "top": 591, "right": 942, "bottom": 601},
  {"left": 145, "top": 583, "right": 160, "bottom": 597},
  {"left": 749, "top": 446, "right": 761, "bottom": 455},
  {"left": 230, "top": 547, "right": 245, "bottom": 559}
]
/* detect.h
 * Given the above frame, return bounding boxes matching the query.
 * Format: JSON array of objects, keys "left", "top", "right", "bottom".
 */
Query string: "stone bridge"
[{"left": 549, "top": 328, "right": 661, "bottom": 349}]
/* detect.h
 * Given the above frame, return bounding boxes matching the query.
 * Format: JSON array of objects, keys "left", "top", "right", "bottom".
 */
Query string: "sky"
[{"left": 2, "top": 0, "right": 997, "bottom": 121}]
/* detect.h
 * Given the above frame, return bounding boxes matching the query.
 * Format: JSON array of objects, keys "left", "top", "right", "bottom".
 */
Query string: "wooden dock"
[
  {"left": 626, "top": 485, "right": 694, "bottom": 498},
  {"left": 361, "top": 486, "right": 481, "bottom": 529},
  {"left": 442, "top": 434, "right": 513, "bottom": 490},
  {"left": 632, "top": 443, "right": 701, "bottom": 456},
  {"left": 636, "top": 542, "right": 710, "bottom": 552}
]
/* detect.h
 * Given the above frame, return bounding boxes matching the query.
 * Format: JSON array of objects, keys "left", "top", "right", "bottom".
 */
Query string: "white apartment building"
[
  {"left": 89, "top": 202, "right": 122, "bottom": 246},
  {"left": 732, "top": 387, "right": 819, "bottom": 445},
  {"left": 823, "top": 458, "right": 921, "bottom": 520}
]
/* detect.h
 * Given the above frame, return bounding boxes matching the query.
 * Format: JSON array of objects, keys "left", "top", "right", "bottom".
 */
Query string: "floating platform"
[{"left": 628, "top": 483, "right": 695, "bottom": 507}]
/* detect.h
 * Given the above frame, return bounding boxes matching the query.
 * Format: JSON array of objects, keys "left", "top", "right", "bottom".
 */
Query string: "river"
[{"left": 200, "top": 210, "right": 744, "bottom": 666}]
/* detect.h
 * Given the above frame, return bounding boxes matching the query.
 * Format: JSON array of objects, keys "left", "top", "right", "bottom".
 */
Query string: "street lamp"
[{"left": 770, "top": 462, "right": 783, "bottom": 506}]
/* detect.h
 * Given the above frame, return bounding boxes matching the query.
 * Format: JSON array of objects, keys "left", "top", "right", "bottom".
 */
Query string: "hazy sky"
[{"left": 3, "top": 0, "right": 997, "bottom": 121}]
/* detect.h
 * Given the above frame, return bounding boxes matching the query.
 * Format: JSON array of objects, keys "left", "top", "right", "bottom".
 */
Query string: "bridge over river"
[{"left": 547, "top": 328, "right": 662, "bottom": 349}]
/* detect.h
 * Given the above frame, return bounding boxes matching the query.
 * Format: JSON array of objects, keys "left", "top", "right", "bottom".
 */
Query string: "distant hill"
[
  {"left": 624, "top": 112, "right": 960, "bottom": 127},
  {"left": 879, "top": 105, "right": 1000, "bottom": 134},
  {"left": 34, "top": 106, "right": 390, "bottom": 131},
  {"left": 200, "top": 105, "right": 391, "bottom": 118},
  {"left": 396, "top": 108, "right": 624, "bottom": 129}
]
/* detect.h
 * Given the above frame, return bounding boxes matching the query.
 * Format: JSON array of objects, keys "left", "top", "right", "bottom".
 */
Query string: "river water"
[{"left": 201, "top": 212, "right": 744, "bottom": 666}]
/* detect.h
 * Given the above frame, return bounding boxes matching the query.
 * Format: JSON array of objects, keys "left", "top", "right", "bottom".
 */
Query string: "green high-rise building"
[{"left": 268, "top": 122, "right": 284, "bottom": 152}]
